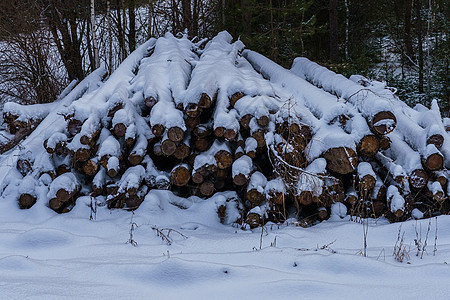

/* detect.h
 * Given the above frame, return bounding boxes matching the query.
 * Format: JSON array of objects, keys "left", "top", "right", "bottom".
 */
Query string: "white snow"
[
  {"left": 265, "top": 177, "right": 286, "bottom": 195},
  {"left": 247, "top": 171, "right": 267, "bottom": 193},
  {"left": 232, "top": 155, "right": 253, "bottom": 178},
  {"left": 330, "top": 202, "right": 347, "bottom": 219},
  {"left": 0, "top": 192, "right": 449, "bottom": 299},
  {"left": 107, "top": 156, "right": 119, "bottom": 172},
  {"left": 290, "top": 57, "right": 395, "bottom": 120},
  {"left": 47, "top": 173, "right": 80, "bottom": 199},
  {"left": 118, "top": 165, "right": 146, "bottom": 193},
  {"left": 97, "top": 134, "right": 121, "bottom": 158},
  {"left": 357, "top": 162, "right": 376, "bottom": 178},
  {"left": 305, "top": 123, "right": 356, "bottom": 162},
  {"left": 387, "top": 185, "right": 405, "bottom": 214}
]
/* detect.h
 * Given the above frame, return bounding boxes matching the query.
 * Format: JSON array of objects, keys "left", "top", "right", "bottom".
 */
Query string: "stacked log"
[
  {"left": 0, "top": 70, "right": 107, "bottom": 154},
  {"left": 1, "top": 31, "right": 449, "bottom": 228}
]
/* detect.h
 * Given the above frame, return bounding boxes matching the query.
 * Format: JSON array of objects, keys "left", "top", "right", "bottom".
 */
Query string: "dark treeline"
[{"left": 0, "top": 0, "right": 448, "bottom": 110}]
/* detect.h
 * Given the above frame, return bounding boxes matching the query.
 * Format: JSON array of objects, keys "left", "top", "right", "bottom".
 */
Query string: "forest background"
[{"left": 0, "top": 0, "right": 448, "bottom": 112}]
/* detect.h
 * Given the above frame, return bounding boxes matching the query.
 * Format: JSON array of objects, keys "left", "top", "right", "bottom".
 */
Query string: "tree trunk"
[
  {"left": 90, "top": 0, "right": 100, "bottom": 69},
  {"left": 344, "top": 0, "right": 349, "bottom": 59},
  {"left": 128, "top": 0, "right": 136, "bottom": 52},
  {"left": 46, "top": 3, "right": 84, "bottom": 81},
  {"left": 116, "top": 0, "right": 127, "bottom": 61},
  {"left": 107, "top": 0, "right": 113, "bottom": 73},
  {"left": 329, "top": 0, "right": 339, "bottom": 62},
  {"left": 148, "top": 0, "right": 153, "bottom": 38},
  {"left": 404, "top": 0, "right": 414, "bottom": 61},
  {"left": 416, "top": 0, "right": 424, "bottom": 93},
  {"left": 181, "top": 0, "right": 192, "bottom": 35}
]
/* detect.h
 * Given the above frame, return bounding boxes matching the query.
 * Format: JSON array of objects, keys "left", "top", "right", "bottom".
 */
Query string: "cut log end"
[
  {"left": 200, "top": 181, "right": 215, "bottom": 197},
  {"left": 67, "top": 119, "right": 83, "bottom": 136},
  {"left": 214, "top": 127, "right": 225, "bottom": 138},
  {"left": 173, "top": 144, "right": 190, "bottom": 160},
  {"left": 247, "top": 189, "right": 265, "bottom": 206},
  {"left": 357, "top": 135, "right": 379, "bottom": 157},
  {"left": 409, "top": 169, "right": 428, "bottom": 189},
  {"left": 239, "top": 114, "right": 252, "bottom": 129},
  {"left": 257, "top": 115, "right": 270, "bottom": 127},
  {"left": 427, "top": 134, "right": 444, "bottom": 149},
  {"left": 215, "top": 150, "right": 233, "bottom": 169},
  {"left": 252, "top": 130, "right": 266, "bottom": 148},
  {"left": 125, "top": 195, "right": 144, "bottom": 210},
  {"left": 185, "top": 103, "right": 201, "bottom": 118},
  {"left": 233, "top": 174, "right": 248, "bottom": 186},
  {"left": 170, "top": 165, "right": 191, "bottom": 187},
  {"left": 75, "top": 148, "right": 91, "bottom": 162},
  {"left": 317, "top": 207, "right": 328, "bottom": 220},
  {"left": 425, "top": 153, "right": 444, "bottom": 171},
  {"left": 198, "top": 93, "right": 213, "bottom": 109},
  {"left": 168, "top": 127, "right": 184, "bottom": 142},
  {"left": 230, "top": 92, "right": 245, "bottom": 107},
  {"left": 297, "top": 191, "right": 313, "bottom": 206},
  {"left": 224, "top": 129, "right": 237, "bottom": 141},
  {"left": 152, "top": 124, "right": 165, "bottom": 137},
  {"left": 371, "top": 111, "right": 396, "bottom": 135},
  {"left": 192, "top": 172, "right": 204, "bottom": 184},
  {"left": 246, "top": 213, "right": 261, "bottom": 229},
  {"left": 194, "top": 138, "right": 210, "bottom": 152},
  {"left": 113, "top": 123, "right": 127, "bottom": 138},
  {"left": 129, "top": 154, "right": 144, "bottom": 166},
  {"left": 161, "top": 139, "right": 177, "bottom": 156},
  {"left": 185, "top": 117, "right": 200, "bottom": 129},
  {"left": 323, "top": 147, "right": 358, "bottom": 174},
  {"left": 379, "top": 136, "right": 391, "bottom": 150},
  {"left": 145, "top": 96, "right": 158, "bottom": 109},
  {"left": 19, "top": 194, "right": 37, "bottom": 209},
  {"left": 83, "top": 160, "right": 99, "bottom": 176}
]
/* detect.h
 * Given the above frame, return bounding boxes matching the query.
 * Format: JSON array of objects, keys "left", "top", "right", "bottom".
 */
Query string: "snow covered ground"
[{"left": 0, "top": 188, "right": 449, "bottom": 299}]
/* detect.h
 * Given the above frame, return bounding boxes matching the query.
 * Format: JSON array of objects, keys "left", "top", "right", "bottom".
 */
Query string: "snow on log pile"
[{"left": 1, "top": 31, "right": 449, "bottom": 227}]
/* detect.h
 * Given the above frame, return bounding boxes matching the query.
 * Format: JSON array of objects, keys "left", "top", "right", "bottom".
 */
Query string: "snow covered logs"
[
  {"left": 3, "top": 31, "right": 449, "bottom": 226},
  {"left": 245, "top": 50, "right": 449, "bottom": 222}
]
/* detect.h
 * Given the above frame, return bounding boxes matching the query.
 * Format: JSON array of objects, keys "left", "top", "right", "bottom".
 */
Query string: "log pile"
[{"left": 1, "top": 31, "right": 449, "bottom": 228}]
